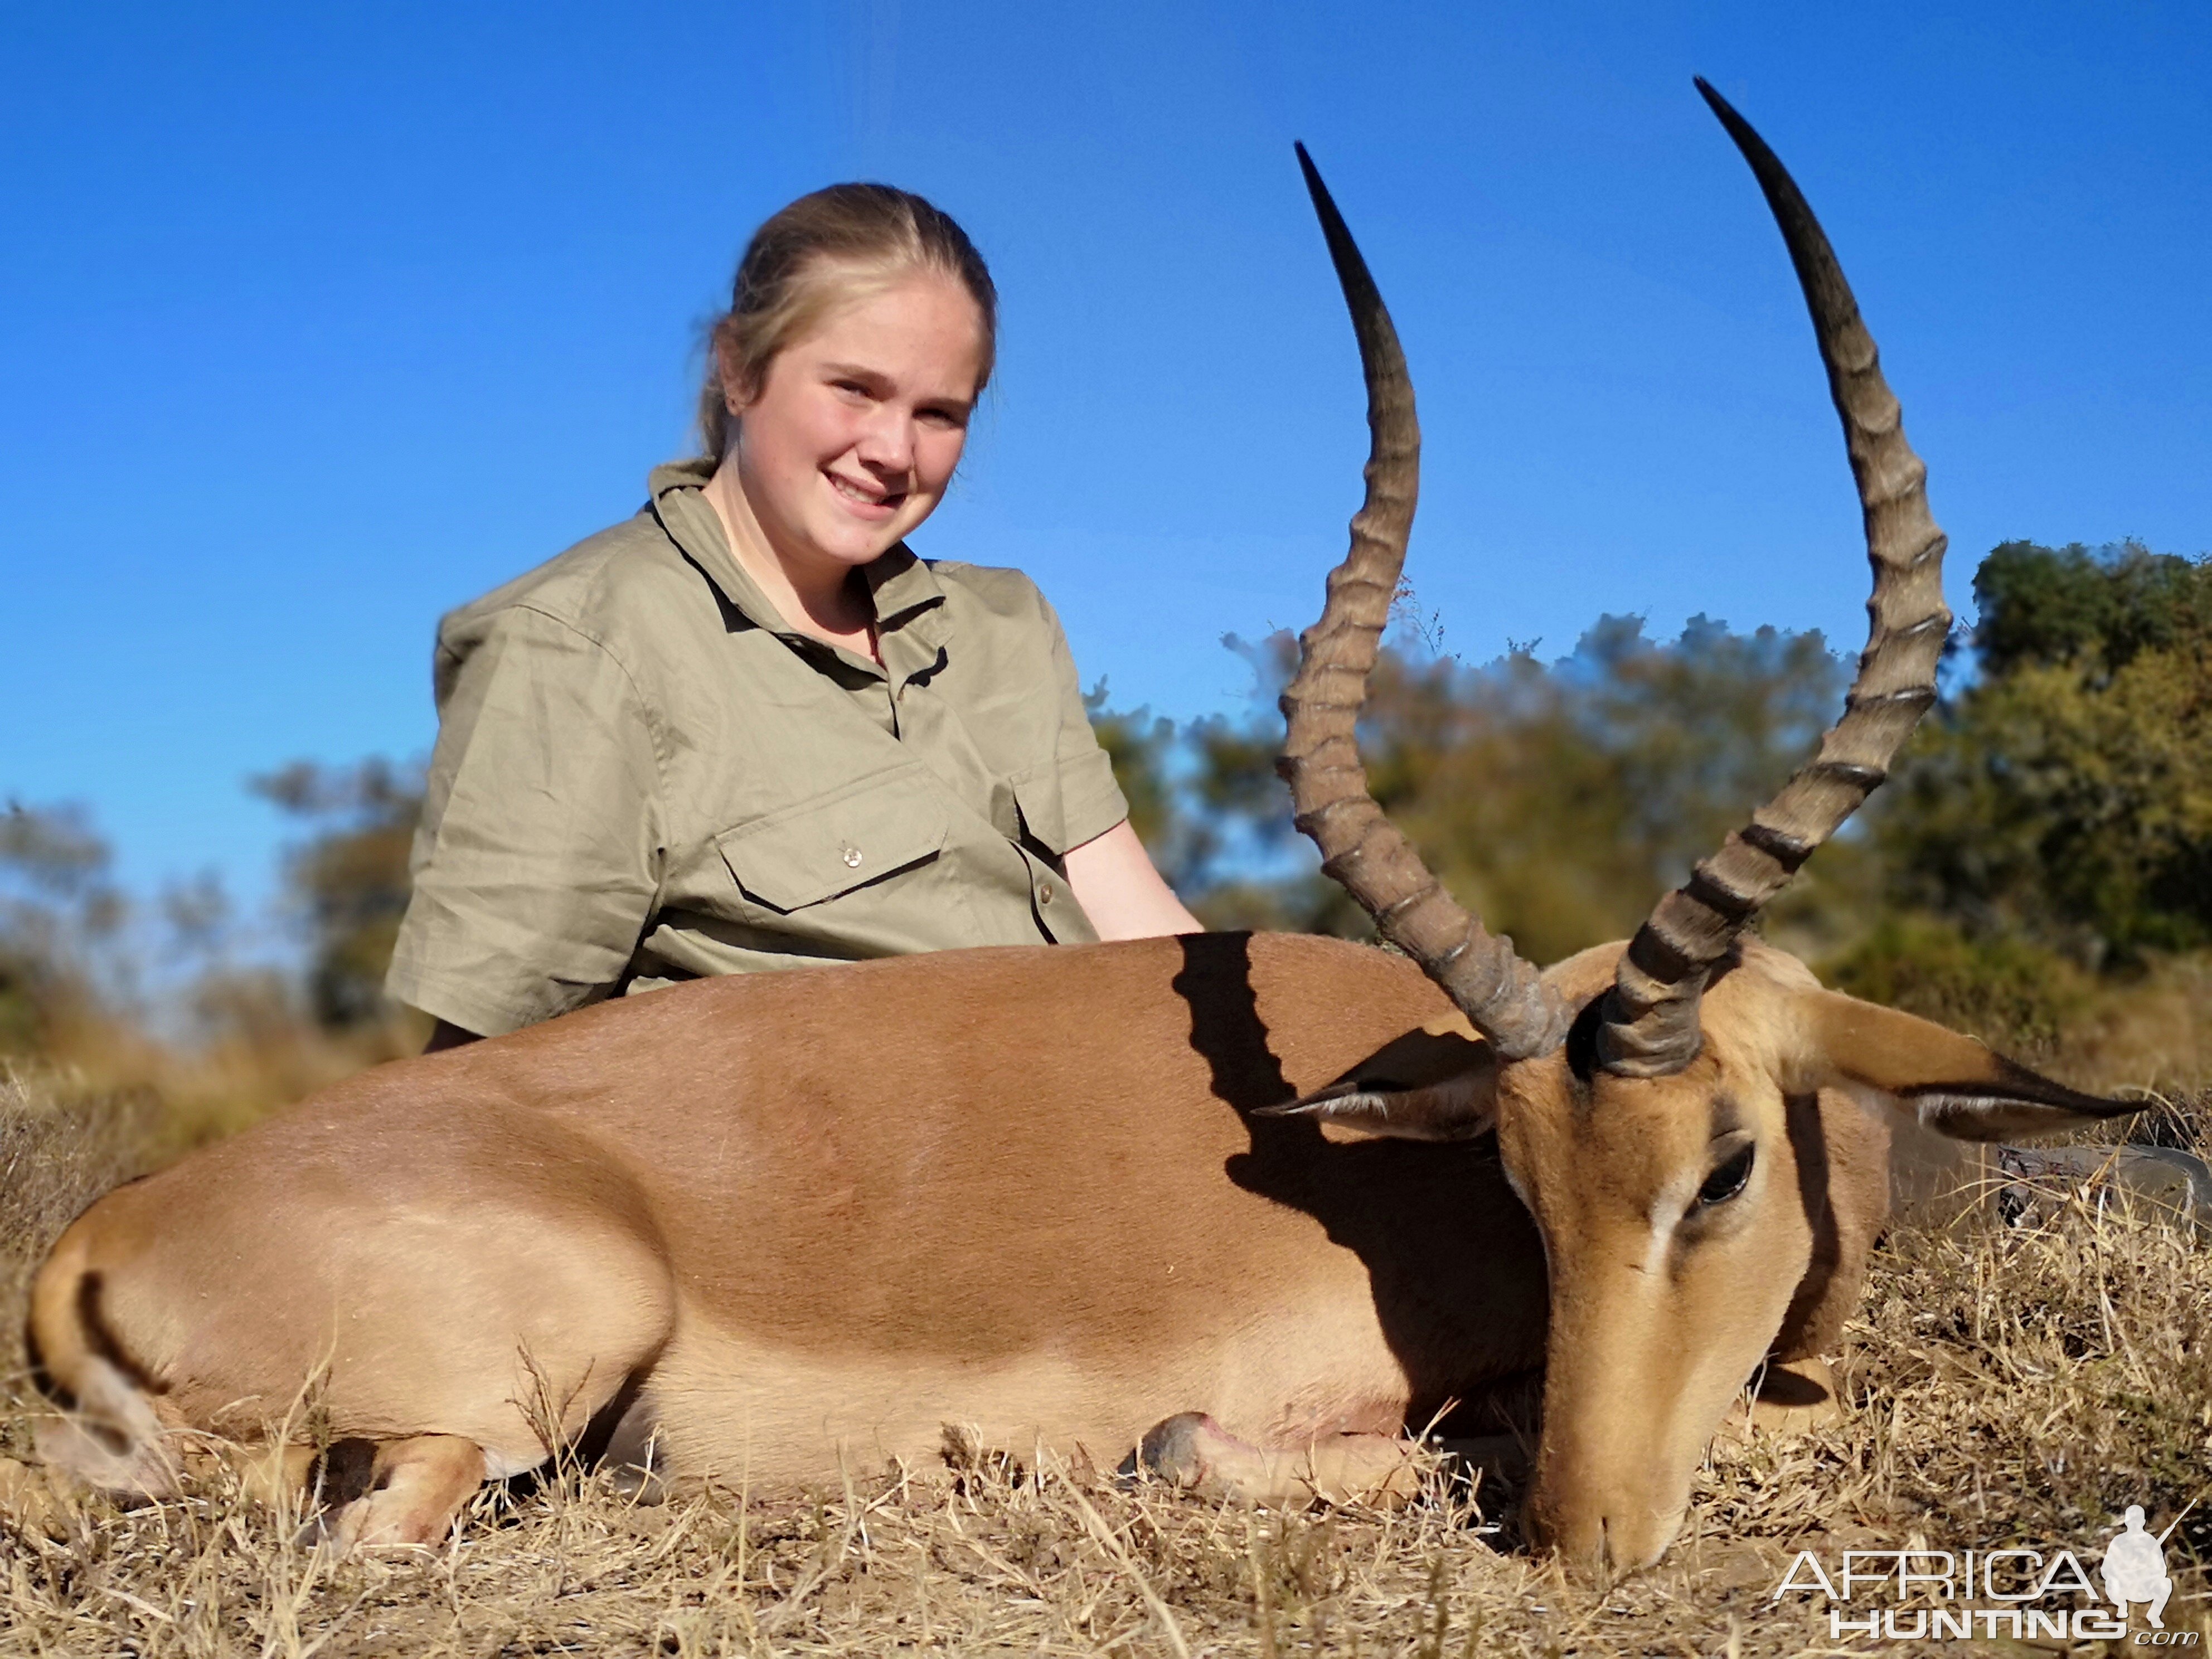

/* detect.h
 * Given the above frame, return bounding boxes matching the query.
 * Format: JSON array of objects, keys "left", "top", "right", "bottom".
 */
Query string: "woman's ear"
[{"left": 716, "top": 337, "right": 755, "bottom": 417}]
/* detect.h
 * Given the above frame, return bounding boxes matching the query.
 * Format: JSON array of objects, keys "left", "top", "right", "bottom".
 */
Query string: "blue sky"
[{"left": 3, "top": 1, "right": 2207, "bottom": 909}]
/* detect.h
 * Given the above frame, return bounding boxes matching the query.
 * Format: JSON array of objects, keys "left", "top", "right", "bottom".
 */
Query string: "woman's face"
[{"left": 730, "top": 271, "right": 985, "bottom": 577}]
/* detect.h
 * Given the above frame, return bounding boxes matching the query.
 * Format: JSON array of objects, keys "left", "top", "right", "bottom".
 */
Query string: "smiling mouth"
[{"left": 828, "top": 472, "right": 904, "bottom": 513}]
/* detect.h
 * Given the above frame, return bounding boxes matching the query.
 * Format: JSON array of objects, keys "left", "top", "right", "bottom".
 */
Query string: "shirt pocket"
[
  {"left": 714, "top": 766, "right": 952, "bottom": 913},
  {"left": 1006, "top": 759, "right": 1077, "bottom": 857}
]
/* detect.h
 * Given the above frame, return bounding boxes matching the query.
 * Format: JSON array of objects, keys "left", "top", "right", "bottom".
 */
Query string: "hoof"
[
  {"left": 606, "top": 1461, "right": 667, "bottom": 1505},
  {"left": 1120, "top": 1412, "right": 1234, "bottom": 1491},
  {"left": 316, "top": 1498, "right": 448, "bottom": 1554}
]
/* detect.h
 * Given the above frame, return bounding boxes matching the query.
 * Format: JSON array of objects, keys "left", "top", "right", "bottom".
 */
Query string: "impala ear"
[
  {"left": 1796, "top": 989, "right": 2142, "bottom": 1142},
  {"left": 1256, "top": 1025, "right": 1500, "bottom": 1143},
  {"left": 1255, "top": 1063, "right": 1499, "bottom": 1143}
]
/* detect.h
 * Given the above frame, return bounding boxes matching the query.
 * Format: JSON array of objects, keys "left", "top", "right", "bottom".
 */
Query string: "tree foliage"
[
  {"left": 1870, "top": 541, "right": 2212, "bottom": 964},
  {"left": 0, "top": 802, "right": 122, "bottom": 1051},
  {"left": 1972, "top": 538, "right": 2212, "bottom": 680},
  {"left": 250, "top": 758, "right": 423, "bottom": 1031},
  {"left": 1110, "top": 614, "right": 1851, "bottom": 965},
  {"left": 1354, "top": 614, "right": 1847, "bottom": 964}
]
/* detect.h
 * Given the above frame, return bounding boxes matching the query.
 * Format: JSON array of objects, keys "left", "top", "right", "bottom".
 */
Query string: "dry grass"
[
  {"left": 25, "top": 996, "right": 426, "bottom": 1157},
  {"left": 2063, "top": 954, "right": 2212, "bottom": 1098},
  {"left": 4, "top": 1066, "right": 2210, "bottom": 1657}
]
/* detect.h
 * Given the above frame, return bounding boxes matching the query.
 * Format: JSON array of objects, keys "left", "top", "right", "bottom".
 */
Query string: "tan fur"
[
  {"left": 323, "top": 1437, "right": 487, "bottom": 1549},
  {"left": 27, "top": 929, "right": 2125, "bottom": 1571}
]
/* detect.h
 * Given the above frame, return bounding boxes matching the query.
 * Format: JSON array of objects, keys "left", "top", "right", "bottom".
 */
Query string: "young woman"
[{"left": 386, "top": 185, "right": 1200, "bottom": 1047}]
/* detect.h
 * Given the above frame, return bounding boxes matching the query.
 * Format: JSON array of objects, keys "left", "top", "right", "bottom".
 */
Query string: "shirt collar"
[{"left": 646, "top": 458, "right": 954, "bottom": 672}]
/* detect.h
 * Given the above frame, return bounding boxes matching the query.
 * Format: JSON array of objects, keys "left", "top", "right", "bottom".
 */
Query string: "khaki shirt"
[{"left": 385, "top": 458, "right": 1129, "bottom": 1037}]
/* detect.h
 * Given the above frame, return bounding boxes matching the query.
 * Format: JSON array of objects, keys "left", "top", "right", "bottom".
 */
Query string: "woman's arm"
[
  {"left": 386, "top": 607, "right": 663, "bottom": 1040},
  {"left": 424, "top": 821, "right": 1193, "bottom": 1046},
  {"left": 1061, "top": 819, "right": 1203, "bottom": 940}
]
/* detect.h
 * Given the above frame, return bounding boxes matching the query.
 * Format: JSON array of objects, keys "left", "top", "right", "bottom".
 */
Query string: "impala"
[{"left": 28, "top": 81, "right": 2139, "bottom": 1578}]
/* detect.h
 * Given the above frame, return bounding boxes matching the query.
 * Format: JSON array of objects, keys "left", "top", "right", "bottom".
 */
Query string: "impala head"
[{"left": 1274, "top": 83, "right": 2142, "bottom": 1580}]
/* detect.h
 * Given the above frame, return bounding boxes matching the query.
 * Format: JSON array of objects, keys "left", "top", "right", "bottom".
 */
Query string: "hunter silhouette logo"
[{"left": 2103, "top": 1506, "right": 2177, "bottom": 1631}]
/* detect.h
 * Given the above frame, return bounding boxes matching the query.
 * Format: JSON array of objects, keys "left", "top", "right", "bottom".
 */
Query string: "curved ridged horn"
[
  {"left": 1278, "top": 144, "right": 1569, "bottom": 1062},
  {"left": 1597, "top": 80, "right": 1952, "bottom": 1077}
]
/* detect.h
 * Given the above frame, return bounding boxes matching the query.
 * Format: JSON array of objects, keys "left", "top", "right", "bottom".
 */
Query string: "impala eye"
[{"left": 1697, "top": 1142, "right": 1755, "bottom": 1207}]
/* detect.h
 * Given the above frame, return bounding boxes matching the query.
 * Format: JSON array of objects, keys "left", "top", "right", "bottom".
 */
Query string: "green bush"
[
  {"left": 1820, "top": 914, "right": 2094, "bottom": 1054},
  {"left": 1871, "top": 541, "right": 2212, "bottom": 965}
]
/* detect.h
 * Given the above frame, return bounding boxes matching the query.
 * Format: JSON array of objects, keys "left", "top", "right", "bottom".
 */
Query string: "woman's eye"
[{"left": 1696, "top": 1143, "right": 1754, "bottom": 1207}]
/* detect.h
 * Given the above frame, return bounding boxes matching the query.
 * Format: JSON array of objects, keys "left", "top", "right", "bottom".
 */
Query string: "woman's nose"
[{"left": 853, "top": 406, "right": 914, "bottom": 474}]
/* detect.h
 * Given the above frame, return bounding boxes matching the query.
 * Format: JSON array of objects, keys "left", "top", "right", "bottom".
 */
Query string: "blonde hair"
[{"left": 698, "top": 184, "right": 998, "bottom": 464}]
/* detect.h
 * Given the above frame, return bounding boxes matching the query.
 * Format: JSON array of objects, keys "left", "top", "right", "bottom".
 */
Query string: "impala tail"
[{"left": 26, "top": 1221, "right": 178, "bottom": 1498}]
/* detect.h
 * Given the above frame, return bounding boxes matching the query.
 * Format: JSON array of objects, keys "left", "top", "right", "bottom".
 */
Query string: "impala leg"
[
  {"left": 230, "top": 1440, "right": 320, "bottom": 1510},
  {"left": 1127, "top": 1413, "right": 1426, "bottom": 1506},
  {"left": 321, "top": 1435, "right": 487, "bottom": 1550}
]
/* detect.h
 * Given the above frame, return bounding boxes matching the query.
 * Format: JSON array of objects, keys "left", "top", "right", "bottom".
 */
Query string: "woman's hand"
[{"left": 1061, "top": 819, "right": 1203, "bottom": 940}]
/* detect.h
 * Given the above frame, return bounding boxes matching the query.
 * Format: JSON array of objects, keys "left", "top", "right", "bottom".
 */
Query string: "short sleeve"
[
  {"left": 385, "top": 605, "right": 664, "bottom": 1036},
  {"left": 1037, "top": 591, "right": 1131, "bottom": 850}
]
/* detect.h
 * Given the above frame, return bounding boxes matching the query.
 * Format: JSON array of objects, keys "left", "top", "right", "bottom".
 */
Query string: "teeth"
[{"left": 831, "top": 474, "right": 892, "bottom": 506}]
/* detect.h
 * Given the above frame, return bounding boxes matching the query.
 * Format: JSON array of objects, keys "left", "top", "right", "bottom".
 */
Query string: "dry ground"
[{"left": 3, "top": 1063, "right": 2209, "bottom": 1657}]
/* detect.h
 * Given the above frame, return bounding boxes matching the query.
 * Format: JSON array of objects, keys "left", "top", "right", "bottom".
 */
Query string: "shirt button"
[
  {"left": 841, "top": 845, "right": 863, "bottom": 869},
  {"left": 1039, "top": 880, "right": 1055, "bottom": 904}
]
